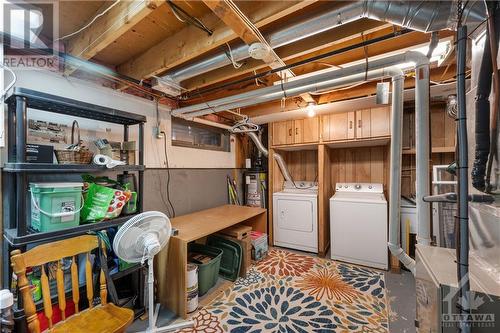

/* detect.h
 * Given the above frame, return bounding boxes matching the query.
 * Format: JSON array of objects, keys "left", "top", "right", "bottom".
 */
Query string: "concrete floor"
[{"left": 385, "top": 269, "right": 417, "bottom": 333}]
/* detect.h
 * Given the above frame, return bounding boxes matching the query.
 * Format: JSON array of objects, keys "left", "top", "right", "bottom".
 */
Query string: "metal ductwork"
[
  {"left": 162, "top": 0, "right": 486, "bottom": 87},
  {"left": 246, "top": 132, "right": 292, "bottom": 183}
]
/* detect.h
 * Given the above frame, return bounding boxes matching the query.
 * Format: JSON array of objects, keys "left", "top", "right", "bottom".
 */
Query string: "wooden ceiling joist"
[
  {"left": 65, "top": 0, "right": 164, "bottom": 74},
  {"left": 117, "top": 0, "right": 317, "bottom": 80},
  {"left": 202, "top": 0, "right": 260, "bottom": 45}
]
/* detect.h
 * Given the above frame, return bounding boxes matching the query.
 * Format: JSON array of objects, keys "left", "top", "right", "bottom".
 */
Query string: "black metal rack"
[{"left": 2, "top": 88, "right": 147, "bottom": 327}]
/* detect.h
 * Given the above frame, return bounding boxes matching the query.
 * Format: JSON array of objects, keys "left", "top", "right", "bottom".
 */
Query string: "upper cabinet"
[
  {"left": 402, "top": 103, "right": 456, "bottom": 153},
  {"left": 271, "top": 107, "right": 390, "bottom": 147},
  {"left": 272, "top": 117, "right": 320, "bottom": 146}
]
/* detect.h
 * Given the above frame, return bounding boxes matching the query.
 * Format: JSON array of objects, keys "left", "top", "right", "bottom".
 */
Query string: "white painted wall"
[{"left": 9, "top": 69, "right": 236, "bottom": 168}]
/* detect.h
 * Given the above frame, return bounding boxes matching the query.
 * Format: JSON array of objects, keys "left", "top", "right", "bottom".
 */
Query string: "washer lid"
[
  {"left": 331, "top": 191, "right": 386, "bottom": 203},
  {"left": 274, "top": 190, "right": 318, "bottom": 198}
]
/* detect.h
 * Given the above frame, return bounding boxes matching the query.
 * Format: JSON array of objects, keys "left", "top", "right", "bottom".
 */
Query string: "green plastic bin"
[
  {"left": 188, "top": 243, "right": 223, "bottom": 296},
  {"left": 207, "top": 235, "right": 242, "bottom": 282},
  {"left": 30, "top": 182, "right": 84, "bottom": 232}
]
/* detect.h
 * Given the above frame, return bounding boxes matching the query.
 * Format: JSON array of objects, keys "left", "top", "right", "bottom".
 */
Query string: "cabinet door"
[
  {"left": 329, "top": 113, "right": 349, "bottom": 141},
  {"left": 302, "top": 117, "right": 319, "bottom": 143},
  {"left": 294, "top": 119, "right": 303, "bottom": 143},
  {"left": 272, "top": 121, "right": 292, "bottom": 146},
  {"left": 370, "top": 107, "right": 391, "bottom": 137},
  {"left": 356, "top": 109, "right": 371, "bottom": 139},
  {"left": 347, "top": 112, "right": 355, "bottom": 139},
  {"left": 285, "top": 120, "right": 294, "bottom": 144},
  {"left": 322, "top": 115, "right": 331, "bottom": 141}
]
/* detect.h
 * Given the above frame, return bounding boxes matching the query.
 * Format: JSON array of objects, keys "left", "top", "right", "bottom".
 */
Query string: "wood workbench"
[{"left": 155, "top": 205, "right": 267, "bottom": 318}]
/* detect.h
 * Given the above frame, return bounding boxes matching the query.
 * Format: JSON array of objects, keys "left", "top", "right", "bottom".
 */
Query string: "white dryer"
[
  {"left": 273, "top": 181, "right": 318, "bottom": 253},
  {"left": 330, "top": 183, "right": 388, "bottom": 270}
]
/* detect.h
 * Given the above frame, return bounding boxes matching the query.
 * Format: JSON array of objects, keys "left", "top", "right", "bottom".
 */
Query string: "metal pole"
[{"left": 456, "top": 23, "right": 470, "bottom": 333}]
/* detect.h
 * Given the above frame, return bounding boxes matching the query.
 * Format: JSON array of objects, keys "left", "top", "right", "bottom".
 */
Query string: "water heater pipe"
[{"left": 247, "top": 131, "right": 292, "bottom": 182}]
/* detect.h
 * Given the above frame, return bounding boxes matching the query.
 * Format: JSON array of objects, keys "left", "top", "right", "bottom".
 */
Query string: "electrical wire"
[
  {"left": 224, "top": 43, "right": 244, "bottom": 69},
  {"left": 57, "top": 0, "right": 122, "bottom": 40},
  {"left": 75, "top": 0, "right": 146, "bottom": 57},
  {"left": 160, "top": 131, "right": 176, "bottom": 218},
  {"left": 166, "top": 0, "right": 213, "bottom": 35}
]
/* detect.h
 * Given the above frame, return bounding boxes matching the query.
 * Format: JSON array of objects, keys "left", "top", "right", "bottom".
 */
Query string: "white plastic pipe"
[
  {"left": 411, "top": 52, "right": 432, "bottom": 247},
  {"left": 386, "top": 67, "right": 417, "bottom": 273}
]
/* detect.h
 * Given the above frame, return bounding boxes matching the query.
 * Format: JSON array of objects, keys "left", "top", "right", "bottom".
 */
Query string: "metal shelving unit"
[{"left": 2, "top": 87, "right": 147, "bottom": 327}]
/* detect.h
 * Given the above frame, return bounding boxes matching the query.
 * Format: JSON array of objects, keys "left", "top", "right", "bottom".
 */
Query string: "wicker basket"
[
  {"left": 54, "top": 120, "right": 94, "bottom": 164},
  {"left": 55, "top": 149, "right": 94, "bottom": 164}
]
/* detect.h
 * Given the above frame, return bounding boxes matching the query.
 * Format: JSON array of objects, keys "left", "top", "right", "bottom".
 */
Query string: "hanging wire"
[
  {"left": 224, "top": 43, "right": 244, "bottom": 69},
  {"left": 57, "top": 0, "right": 122, "bottom": 40},
  {"left": 166, "top": 0, "right": 213, "bottom": 35}
]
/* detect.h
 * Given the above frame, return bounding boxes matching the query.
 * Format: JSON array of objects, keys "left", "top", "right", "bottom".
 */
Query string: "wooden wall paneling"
[
  {"left": 355, "top": 147, "right": 371, "bottom": 182},
  {"left": 318, "top": 145, "right": 331, "bottom": 257},
  {"left": 431, "top": 105, "right": 445, "bottom": 148},
  {"left": 370, "top": 146, "right": 385, "bottom": 184},
  {"left": 322, "top": 115, "right": 330, "bottom": 141}
]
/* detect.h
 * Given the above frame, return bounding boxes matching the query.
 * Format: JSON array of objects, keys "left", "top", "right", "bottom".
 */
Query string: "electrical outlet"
[{"left": 154, "top": 126, "right": 164, "bottom": 139}]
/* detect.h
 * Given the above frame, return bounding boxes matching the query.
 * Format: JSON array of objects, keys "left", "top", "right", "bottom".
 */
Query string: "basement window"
[{"left": 171, "top": 118, "right": 230, "bottom": 152}]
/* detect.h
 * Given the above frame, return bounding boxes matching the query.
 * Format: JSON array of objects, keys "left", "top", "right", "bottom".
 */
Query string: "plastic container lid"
[
  {"left": 0, "top": 290, "right": 13, "bottom": 309},
  {"left": 30, "top": 182, "right": 84, "bottom": 188}
]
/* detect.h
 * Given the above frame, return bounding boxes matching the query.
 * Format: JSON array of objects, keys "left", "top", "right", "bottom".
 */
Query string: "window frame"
[{"left": 170, "top": 117, "right": 231, "bottom": 152}]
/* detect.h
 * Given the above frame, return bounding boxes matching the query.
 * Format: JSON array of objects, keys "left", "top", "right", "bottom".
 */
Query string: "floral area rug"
[{"left": 179, "top": 248, "right": 389, "bottom": 333}]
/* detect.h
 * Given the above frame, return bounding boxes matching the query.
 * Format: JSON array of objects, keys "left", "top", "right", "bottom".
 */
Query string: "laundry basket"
[{"left": 30, "top": 182, "right": 84, "bottom": 232}]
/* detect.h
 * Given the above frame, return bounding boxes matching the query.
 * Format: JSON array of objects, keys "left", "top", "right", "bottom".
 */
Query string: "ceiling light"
[{"left": 306, "top": 102, "right": 316, "bottom": 117}]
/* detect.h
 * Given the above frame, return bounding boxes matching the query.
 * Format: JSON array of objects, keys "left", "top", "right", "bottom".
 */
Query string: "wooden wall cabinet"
[
  {"left": 402, "top": 103, "right": 456, "bottom": 153},
  {"left": 272, "top": 117, "right": 319, "bottom": 146},
  {"left": 272, "top": 107, "right": 390, "bottom": 147},
  {"left": 322, "top": 112, "right": 355, "bottom": 141}
]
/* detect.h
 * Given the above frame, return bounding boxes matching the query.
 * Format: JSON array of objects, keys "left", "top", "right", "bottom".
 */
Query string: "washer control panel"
[{"left": 335, "top": 183, "right": 383, "bottom": 193}]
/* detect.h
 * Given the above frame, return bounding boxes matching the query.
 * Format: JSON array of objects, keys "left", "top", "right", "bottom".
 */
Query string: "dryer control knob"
[{"left": 355, "top": 184, "right": 362, "bottom": 190}]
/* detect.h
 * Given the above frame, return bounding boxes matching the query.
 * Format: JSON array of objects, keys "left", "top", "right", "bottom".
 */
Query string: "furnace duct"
[{"left": 162, "top": 0, "right": 485, "bottom": 85}]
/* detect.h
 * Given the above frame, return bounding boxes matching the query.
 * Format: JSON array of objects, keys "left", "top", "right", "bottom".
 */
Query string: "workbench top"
[{"left": 171, "top": 205, "right": 267, "bottom": 242}]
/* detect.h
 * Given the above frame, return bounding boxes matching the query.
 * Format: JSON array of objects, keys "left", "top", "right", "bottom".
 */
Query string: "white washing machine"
[
  {"left": 273, "top": 181, "right": 318, "bottom": 253},
  {"left": 330, "top": 183, "right": 388, "bottom": 269}
]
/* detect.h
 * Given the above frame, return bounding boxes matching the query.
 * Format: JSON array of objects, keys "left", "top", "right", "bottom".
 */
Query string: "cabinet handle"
[
  {"left": 358, "top": 119, "right": 362, "bottom": 128},
  {"left": 349, "top": 121, "right": 353, "bottom": 129},
  {"left": 295, "top": 128, "right": 298, "bottom": 135},
  {"left": 288, "top": 128, "right": 292, "bottom": 136}
]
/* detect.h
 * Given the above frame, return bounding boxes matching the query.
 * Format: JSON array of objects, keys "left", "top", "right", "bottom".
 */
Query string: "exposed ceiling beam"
[
  {"left": 202, "top": 0, "right": 259, "bottom": 45},
  {"left": 117, "top": 0, "right": 317, "bottom": 80},
  {"left": 65, "top": 0, "right": 165, "bottom": 74}
]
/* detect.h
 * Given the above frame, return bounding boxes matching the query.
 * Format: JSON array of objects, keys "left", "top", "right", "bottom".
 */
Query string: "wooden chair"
[{"left": 11, "top": 235, "right": 134, "bottom": 333}]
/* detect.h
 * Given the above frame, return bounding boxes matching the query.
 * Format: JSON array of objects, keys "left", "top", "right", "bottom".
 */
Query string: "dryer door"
[{"left": 273, "top": 195, "right": 318, "bottom": 253}]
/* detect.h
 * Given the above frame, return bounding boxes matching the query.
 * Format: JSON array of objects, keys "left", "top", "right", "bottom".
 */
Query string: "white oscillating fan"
[{"left": 113, "top": 211, "right": 194, "bottom": 333}]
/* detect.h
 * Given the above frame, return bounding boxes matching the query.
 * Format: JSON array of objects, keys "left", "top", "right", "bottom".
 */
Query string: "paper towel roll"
[{"left": 93, "top": 154, "right": 111, "bottom": 166}]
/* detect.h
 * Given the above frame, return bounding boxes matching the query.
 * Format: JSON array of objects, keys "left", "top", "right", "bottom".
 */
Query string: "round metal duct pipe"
[{"left": 163, "top": 0, "right": 485, "bottom": 85}]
